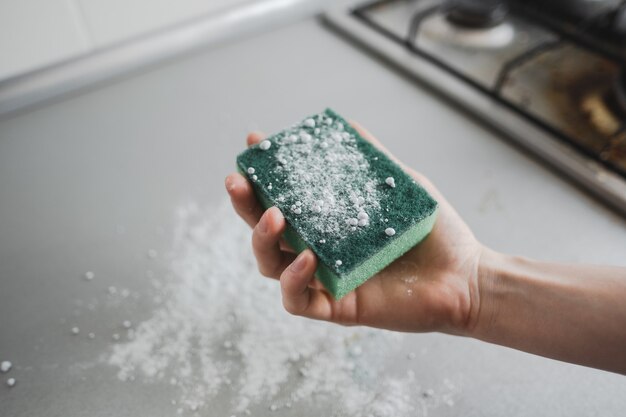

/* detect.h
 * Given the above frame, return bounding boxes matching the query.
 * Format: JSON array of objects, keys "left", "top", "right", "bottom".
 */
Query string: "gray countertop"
[{"left": 1, "top": 16, "right": 625, "bottom": 417}]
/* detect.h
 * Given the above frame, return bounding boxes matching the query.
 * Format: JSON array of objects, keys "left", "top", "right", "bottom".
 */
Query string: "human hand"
[{"left": 225, "top": 122, "right": 483, "bottom": 336}]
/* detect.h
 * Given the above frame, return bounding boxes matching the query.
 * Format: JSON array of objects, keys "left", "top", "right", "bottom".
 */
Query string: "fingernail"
[
  {"left": 290, "top": 252, "right": 308, "bottom": 273},
  {"left": 271, "top": 206, "right": 283, "bottom": 220}
]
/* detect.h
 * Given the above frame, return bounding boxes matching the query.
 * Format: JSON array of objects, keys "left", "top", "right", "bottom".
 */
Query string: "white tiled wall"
[
  {"left": 0, "top": 0, "right": 92, "bottom": 81},
  {"left": 0, "top": 0, "right": 247, "bottom": 82},
  {"left": 79, "top": 0, "right": 237, "bottom": 46}
]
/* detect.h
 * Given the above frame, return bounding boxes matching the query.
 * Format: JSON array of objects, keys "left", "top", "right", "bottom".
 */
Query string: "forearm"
[{"left": 471, "top": 248, "right": 626, "bottom": 374}]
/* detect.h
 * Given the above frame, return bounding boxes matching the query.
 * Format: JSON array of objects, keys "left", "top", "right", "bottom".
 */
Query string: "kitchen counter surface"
[{"left": 1, "top": 15, "right": 625, "bottom": 417}]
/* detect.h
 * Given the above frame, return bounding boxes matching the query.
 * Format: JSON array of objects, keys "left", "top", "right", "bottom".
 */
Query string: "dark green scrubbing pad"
[{"left": 236, "top": 109, "right": 438, "bottom": 299}]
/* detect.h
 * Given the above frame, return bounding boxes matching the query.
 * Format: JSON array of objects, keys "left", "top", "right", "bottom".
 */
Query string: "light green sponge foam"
[{"left": 236, "top": 109, "right": 438, "bottom": 299}]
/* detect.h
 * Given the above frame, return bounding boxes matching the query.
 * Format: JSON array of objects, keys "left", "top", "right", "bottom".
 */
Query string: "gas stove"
[{"left": 325, "top": 0, "right": 626, "bottom": 215}]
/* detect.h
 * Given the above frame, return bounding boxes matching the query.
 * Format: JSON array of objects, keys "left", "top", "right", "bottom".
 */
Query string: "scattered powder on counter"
[{"left": 105, "top": 202, "right": 457, "bottom": 416}]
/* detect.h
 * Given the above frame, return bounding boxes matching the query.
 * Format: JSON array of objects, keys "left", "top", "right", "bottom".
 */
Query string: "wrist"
[
  {"left": 462, "top": 246, "right": 508, "bottom": 339},
  {"left": 440, "top": 245, "right": 499, "bottom": 338}
]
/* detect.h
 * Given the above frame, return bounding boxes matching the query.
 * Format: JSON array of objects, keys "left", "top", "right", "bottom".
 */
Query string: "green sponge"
[{"left": 236, "top": 109, "right": 438, "bottom": 299}]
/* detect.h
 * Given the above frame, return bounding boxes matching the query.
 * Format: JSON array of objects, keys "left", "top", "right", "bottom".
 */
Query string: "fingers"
[
  {"left": 350, "top": 120, "right": 440, "bottom": 197},
  {"left": 246, "top": 131, "right": 265, "bottom": 147},
  {"left": 280, "top": 250, "right": 333, "bottom": 321},
  {"left": 350, "top": 121, "right": 387, "bottom": 151},
  {"left": 224, "top": 132, "right": 268, "bottom": 227},
  {"left": 350, "top": 120, "right": 401, "bottom": 166},
  {"left": 225, "top": 173, "right": 264, "bottom": 228},
  {"left": 406, "top": 167, "right": 442, "bottom": 199},
  {"left": 252, "top": 207, "right": 296, "bottom": 278}
]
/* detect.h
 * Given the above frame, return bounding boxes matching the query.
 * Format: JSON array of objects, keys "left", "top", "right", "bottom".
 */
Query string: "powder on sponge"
[{"left": 236, "top": 108, "right": 438, "bottom": 299}]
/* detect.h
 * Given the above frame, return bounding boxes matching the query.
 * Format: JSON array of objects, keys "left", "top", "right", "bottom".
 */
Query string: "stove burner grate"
[{"left": 352, "top": 0, "right": 626, "bottom": 181}]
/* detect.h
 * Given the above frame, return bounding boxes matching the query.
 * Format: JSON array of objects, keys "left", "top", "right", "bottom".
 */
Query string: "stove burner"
[
  {"left": 334, "top": 0, "right": 626, "bottom": 213},
  {"left": 422, "top": 14, "right": 515, "bottom": 49},
  {"left": 445, "top": 0, "right": 509, "bottom": 29},
  {"left": 409, "top": 0, "right": 514, "bottom": 49}
]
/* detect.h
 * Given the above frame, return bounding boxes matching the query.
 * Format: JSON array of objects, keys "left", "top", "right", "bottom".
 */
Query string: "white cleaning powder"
[{"left": 106, "top": 202, "right": 455, "bottom": 415}]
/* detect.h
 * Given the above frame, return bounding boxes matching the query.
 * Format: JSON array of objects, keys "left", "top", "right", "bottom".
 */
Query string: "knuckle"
[
  {"left": 235, "top": 206, "right": 248, "bottom": 221},
  {"left": 251, "top": 229, "right": 261, "bottom": 248},
  {"left": 251, "top": 228, "right": 268, "bottom": 252},
  {"left": 269, "top": 264, "right": 283, "bottom": 279},
  {"left": 257, "top": 264, "right": 271, "bottom": 277},
  {"left": 282, "top": 299, "right": 303, "bottom": 316},
  {"left": 250, "top": 234, "right": 259, "bottom": 254},
  {"left": 258, "top": 263, "right": 277, "bottom": 278}
]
